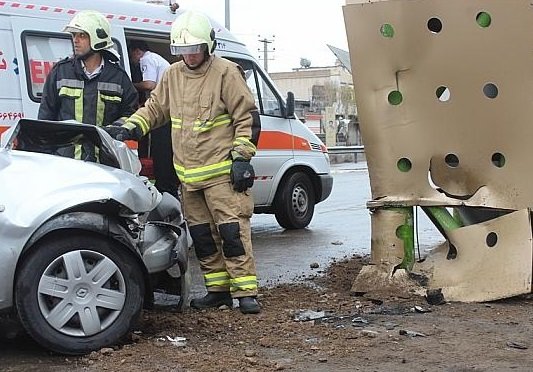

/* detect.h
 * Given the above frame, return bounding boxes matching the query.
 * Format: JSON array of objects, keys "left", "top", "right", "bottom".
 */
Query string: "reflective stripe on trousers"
[{"left": 182, "top": 182, "right": 258, "bottom": 297}]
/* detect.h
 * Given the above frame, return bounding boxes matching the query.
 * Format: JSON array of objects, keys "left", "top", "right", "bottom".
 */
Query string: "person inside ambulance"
[
  {"left": 104, "top": 10, "right": 262, "bottom": 314},
  {"left": 128, "top": 40, "right": 180, "bottom": 199},
  {"left": 38, "top": 10, "right": 138, "bottom": 162}
]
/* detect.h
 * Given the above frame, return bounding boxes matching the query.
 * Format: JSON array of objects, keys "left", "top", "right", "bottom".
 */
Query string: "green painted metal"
[
  {"left": 393, "top": 207, "right": 415, "bottom": 271},
  {"left": 426, "top": 206, "right": 463, "bottom": 231}
]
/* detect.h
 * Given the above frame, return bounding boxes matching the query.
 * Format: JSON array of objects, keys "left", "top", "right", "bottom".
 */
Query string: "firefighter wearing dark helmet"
[
  {"left": 38, "top": 10, "right": 137, "bottom": 161},
  {"left": 105, "top": 10, "right": 261, "bottom": 314}
]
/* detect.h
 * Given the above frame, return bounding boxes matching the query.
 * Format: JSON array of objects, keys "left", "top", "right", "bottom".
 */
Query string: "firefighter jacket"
[
  {"left": 125, "top": 55, "right": 258, "bottom": 191},
  {"left": 38, "top": 56, "right": 138, "bottom": 126}
]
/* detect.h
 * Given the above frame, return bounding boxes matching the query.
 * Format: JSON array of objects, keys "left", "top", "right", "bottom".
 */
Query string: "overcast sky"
[{"left": 176, "top": 0, "right": 348, "bottom": 72}]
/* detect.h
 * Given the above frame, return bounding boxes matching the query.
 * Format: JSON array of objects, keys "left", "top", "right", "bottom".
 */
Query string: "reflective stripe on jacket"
[
  {"left": 126, "top": 55, "right": 257, "bottom": 191},
  {"left": 38, "top": 57, "right": 138, "bottom": 126}
]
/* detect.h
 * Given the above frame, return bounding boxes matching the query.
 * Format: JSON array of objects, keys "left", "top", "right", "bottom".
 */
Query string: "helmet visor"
[
  {"left": 170, "top": 43, "right": 206, "bottom": 56},
  {"left": 63, "top": 25, "right": 86, "bottom": 34}
]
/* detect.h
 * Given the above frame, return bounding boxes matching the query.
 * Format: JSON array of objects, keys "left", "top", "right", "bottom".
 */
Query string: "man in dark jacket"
[{"left": 38, "top": 10, "right": 137, "bottom": 161}]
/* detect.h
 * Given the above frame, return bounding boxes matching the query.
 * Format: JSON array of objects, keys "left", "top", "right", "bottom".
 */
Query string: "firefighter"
[
  {"left": 105, "top": 10, "right": 261, "bottom": 314},
  {"left": 38, "top": 10, "right": 138, "bottom": 161}
]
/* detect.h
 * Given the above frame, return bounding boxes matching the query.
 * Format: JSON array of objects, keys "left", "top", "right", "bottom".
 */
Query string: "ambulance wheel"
[
  {"left": 274, "top": 172, "right": 315, "bottom": 229},
  {"left": 15, "top": 232, "right": 144, "bottom": 355}
]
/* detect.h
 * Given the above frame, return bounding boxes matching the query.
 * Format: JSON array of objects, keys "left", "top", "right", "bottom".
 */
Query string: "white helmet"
[
  {"left": 170, "top": 10, "right": 215, "bottom": 56},
  {"left": 64, "top": 10, "right": 119, "bottom": 58}
]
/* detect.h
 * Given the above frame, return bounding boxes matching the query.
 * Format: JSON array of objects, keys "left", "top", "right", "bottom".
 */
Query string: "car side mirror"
[{"left": 285, "top": 91, "right": 295, "bottom": 119}]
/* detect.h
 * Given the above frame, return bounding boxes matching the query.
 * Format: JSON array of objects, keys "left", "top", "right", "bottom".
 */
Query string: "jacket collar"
[
  {"left": 73, "top": 53, "right": 112, "bottom": 80},
  {"left": 181, "top": 55, "right": 214, "bottom": 78}
]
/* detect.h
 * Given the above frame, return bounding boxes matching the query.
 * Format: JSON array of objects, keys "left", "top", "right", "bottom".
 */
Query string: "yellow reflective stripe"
[
  {"left": 233, "top": 137, "right": 257, "bottom": 152},
  {"left": 174, "top": 160, "right": 232, "bottom": 184},
  {"left": 96, "top": 92, "right": 105, "bottom": 126},
  {"left": 75, "top": 95, "right": 83, "bottom": 123},
  {"left": 171, "top": 117, "right": 182, "bottom": 129},
  {"left": 99, "top": 94, "right": 122, "bottom": 102},
  {"left": 74, "top": 143, "right": 99, "bottom": 161},
  {"left": 193, "top": 113, "right": 232, "bottom": 132},
  {"left": 204, "top": 271, "right": 230, "bottom": 287},
  {"left": 127, "top": 113, "right": 150, "bottom": 135},
  {"left": 74, "top": 144, "right": 82, "bottom": 160},
  {"left": 96, "top": 94, "right": 121, "bottom": 127},
  {"left": 230, "top": 275, "right": 258, "bottom": 292},
  {"left": 58, "top": 86, "right": 82, "bottom": 97},
  {"left": 59, "top": 86, "right": 84, "bottom": 122}
]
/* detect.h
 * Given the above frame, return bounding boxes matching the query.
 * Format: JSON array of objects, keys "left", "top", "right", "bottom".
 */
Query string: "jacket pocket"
[
  {"left": 237, "top": 188, "right": 254, "bottom": 218},
  {"left": 97, "top": 83, "right": 123, "bottom": 107},
  {"left": 97, "top": 91, "right": 123, "bottom": 126},
  {"left": 198, "top": 93, "right": 212, "bottom": 122},
  {"left": 99, "top": 92, "right": 122, "bottom": 103},
  {"left": 58, "top": 86, "right": 83, "bottom": 122},
  {"left": 58, "top": 86, "right": 82, "bottom": 99}
]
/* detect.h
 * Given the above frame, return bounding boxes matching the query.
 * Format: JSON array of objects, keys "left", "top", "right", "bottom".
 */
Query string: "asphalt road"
[{"left": 251, "top": 161, "right": 445, "bottom": 287}]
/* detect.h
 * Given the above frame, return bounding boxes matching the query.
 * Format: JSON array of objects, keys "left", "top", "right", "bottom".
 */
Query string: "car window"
[{"left": 21, "top": 32, "right": 73, "bottom": 102}]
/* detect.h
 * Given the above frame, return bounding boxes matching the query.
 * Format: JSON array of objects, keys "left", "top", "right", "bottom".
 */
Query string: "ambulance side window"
[
  {"left": 21, "top": 32, "right": 73, "bottom": 102},
  {"left": 227, "top": 58, "right": 282, "bottom": 118}
]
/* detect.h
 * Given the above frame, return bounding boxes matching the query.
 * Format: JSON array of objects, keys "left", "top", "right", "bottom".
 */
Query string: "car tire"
[
  {"left": 15, "top": 232, "right": 145, "bottom": 355},
  {"left": 274, "top": 172, "right": 315, "bottom": 229}
]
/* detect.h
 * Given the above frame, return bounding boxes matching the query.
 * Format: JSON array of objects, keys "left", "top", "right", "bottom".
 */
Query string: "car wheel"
[
  {"left": 274, "top": 172, "right": 315, "bottom": 229},
  {"left": 15, "top": 233, "right": 145, "bottom": 355}
]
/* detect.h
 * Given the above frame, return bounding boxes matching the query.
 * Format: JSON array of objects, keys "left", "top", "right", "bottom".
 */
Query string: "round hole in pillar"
[
  {"left": 483, "top": 83, "right": 498, "bottom": 99},
  {"left": 445, "top": 153, "right": 459, "bottom": 168},
  {"left": 476, "top": 11, "right": 492, "bottom": 28},
  {"left": 397, "top": 157, "right": 412, "bottom": 172},
  {"left": 436, "top": 86, "right": 451, "bottom": 102},
  {"left": 380, "top": 23, "right": 395, "bottom": 38},
  {"left": 388, "top": 90, "right": 403, "bottom": 105},
  {"left": 491, "top": 152, "right": 505, "bottom": 168},
  {"left": 427, "top": 17, "right": 443, "bottom": 33},
  {"left": 486, "top": 232, "right": 498, "bottom": 247}
]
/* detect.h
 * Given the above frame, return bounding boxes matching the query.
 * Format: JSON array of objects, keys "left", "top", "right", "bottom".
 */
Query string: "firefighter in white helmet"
[
  {"left": 105, "top": 10, "right": 261, "bottom": 314},
  {"left": 39, "top": 10, "right": 137, "bottom": 161}
]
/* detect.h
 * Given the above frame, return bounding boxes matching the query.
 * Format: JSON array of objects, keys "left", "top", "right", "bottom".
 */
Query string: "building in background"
[{"left": 269, "top": 45, "right": 359, "bottom": 146}]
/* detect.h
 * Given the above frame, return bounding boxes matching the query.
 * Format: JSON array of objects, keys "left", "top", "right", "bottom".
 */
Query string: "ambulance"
[{"left": 0, "top": 0, "right": 333, "bottom": 229}]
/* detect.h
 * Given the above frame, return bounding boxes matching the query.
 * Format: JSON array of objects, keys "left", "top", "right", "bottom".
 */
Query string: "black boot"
[
  {"left": 238, "top": 296, "right": 260, "bottom": 314},
  {"left": 190, "top": 292, "right": 232, "bottom": 309}
]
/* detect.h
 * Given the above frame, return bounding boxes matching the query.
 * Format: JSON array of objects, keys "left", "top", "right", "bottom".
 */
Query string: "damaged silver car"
[{"left": 0, "top": 119, "right": 190, "bottom": 355}]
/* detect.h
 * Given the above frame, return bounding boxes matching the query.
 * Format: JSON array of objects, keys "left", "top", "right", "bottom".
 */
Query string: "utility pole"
[
  {"left": 257, "top": 35, "right": 275, "bottom": 72},
  {"left": 225, "top": 0, "right": 230, "bottom": 30}
]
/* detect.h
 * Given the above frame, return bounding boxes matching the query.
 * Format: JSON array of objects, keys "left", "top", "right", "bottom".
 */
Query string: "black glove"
[
  {"left": 230, "top": 159, "right": 255, "bottom": 192},
  {"left": 103, "top": 122, "right": 142, "bottom": 141}
]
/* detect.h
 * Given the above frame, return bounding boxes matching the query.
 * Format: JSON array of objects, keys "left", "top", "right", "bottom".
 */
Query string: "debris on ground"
[
  {"left": 293, "top": 309, "right": 326, "bottom": 321},
  {"left": 399, "top": 329, "right": 427, "bottom": 337},
  {"left": 2, "top": 254, "right": 533, "bottom": 371}
]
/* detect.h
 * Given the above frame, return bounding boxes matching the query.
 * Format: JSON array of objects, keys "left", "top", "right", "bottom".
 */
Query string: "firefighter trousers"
[{"left": 181, "top": 181, "right": 258, "bottom": 298}]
